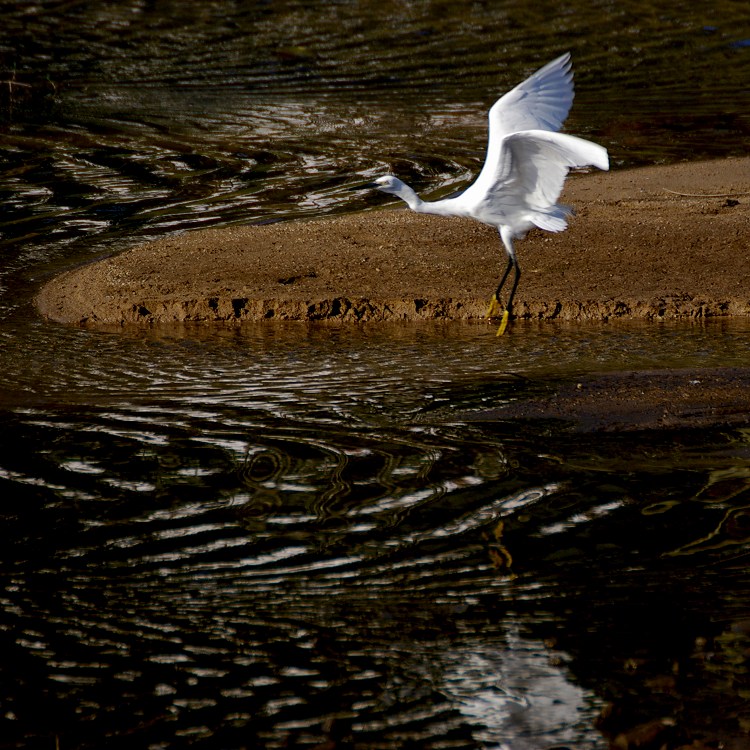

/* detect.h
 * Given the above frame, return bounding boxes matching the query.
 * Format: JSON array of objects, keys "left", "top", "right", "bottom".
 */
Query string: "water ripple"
[{"left": 3, "top": 2, "right": 750, "bottom": 745}]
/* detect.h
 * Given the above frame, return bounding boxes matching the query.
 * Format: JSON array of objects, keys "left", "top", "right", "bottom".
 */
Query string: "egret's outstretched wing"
[
  {"left": 490, "top": 53, "right": 574, "bottom": 138},
  {"left": 459, "top": 54, "right": 575, "bottom": 206},
  {"left": 472, "top": 129, "right": 609, "bottom": 232}
]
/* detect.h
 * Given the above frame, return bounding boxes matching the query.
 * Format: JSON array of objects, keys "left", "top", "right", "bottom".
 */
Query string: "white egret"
[{"left": 361, "top": 53, "right": 609, "bottom": 334}]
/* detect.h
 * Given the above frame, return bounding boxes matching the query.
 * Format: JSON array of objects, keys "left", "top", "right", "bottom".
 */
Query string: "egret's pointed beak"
[{"left": 348, "top": 181, "right": 378, "bottom": 191}]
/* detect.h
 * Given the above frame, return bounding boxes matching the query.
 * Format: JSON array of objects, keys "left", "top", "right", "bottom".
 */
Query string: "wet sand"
[
  {"left": 36, "top": 156, "right": 750, "bottom": 327},
  {"left": 465, "top": 366, "right": 750, "bottom": 432}
]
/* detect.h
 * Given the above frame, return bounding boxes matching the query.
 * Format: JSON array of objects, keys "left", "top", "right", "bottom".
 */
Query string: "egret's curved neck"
[
  {"left": 393, "top": 184, "right": 456, "bottom": 218},
  {"left": 391, "top": 183, "right": 425, "bottom": 212}
]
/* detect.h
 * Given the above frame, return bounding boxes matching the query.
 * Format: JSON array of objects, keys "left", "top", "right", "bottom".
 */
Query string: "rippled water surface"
[{"left": 2, "top": 2, "right": 750, "bottom": 748}]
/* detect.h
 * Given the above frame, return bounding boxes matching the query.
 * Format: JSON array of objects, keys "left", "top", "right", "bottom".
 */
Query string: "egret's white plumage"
[{"left": 365, "top": 53, "right": 609, "bottom": 334}]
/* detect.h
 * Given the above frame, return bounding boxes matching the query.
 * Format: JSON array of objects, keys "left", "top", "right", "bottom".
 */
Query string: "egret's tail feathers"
[
  {"left": 531, "top": 213, "right": 568, "bottom": 232},
  {"left": 529, "top": 203, "right": 572, "bottom": 232}
]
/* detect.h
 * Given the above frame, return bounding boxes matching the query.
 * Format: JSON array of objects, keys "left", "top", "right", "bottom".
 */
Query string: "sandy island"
[{"left": 36, "top": 156, "right": 749, "bottom": 327}]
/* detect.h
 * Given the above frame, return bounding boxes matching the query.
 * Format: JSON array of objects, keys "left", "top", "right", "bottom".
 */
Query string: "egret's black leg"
[
  {"left": 495, "top": 257, "right": 520, "bottom": 337},
  {"left": 504, "top": 257, "right": 521, "bottom": 313},
  {"left": 486, "top": 256, "right": 513, "bottom": 319},
  {"left": 487, "top": 229, "right": 521, "bottom": 335},
  {"left": 493, "top": 256, "right": 514, "bottom": 303}
]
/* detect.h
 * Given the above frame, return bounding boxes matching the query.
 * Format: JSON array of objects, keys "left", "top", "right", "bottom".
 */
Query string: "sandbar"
[{"left": 36, "top": 156, "right": 750, "bottom": 327}]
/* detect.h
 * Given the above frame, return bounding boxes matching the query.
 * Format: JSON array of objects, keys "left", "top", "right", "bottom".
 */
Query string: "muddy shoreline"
[{"left": 463, "top": 365, "right": 750, "bottom": 432}]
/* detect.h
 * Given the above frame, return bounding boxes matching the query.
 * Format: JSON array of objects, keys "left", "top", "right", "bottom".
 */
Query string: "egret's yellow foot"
[
  {"left": 486, "top": 295, "right": 504, "bottom": 319},
  {"left": 495, "top": 309, "right": 510, "bottom": 336}
]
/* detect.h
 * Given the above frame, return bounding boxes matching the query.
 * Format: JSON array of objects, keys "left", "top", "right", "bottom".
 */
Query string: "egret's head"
[
  {"left": 350, "top": 174, "right": 415, "bottom": 205},
  {"left": 371, "top": 174, "right": 405, "bottom": 195},
  {"left": 351, "top": 174, "right": 419, "bottom": 209}
]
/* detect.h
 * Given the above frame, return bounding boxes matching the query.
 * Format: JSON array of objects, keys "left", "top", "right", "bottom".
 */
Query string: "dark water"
[{"left": 2, "top": 2, "right": 750, "bottom": 748}]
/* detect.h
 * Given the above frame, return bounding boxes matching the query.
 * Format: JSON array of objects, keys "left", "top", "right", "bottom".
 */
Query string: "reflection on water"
[
  {"left": 1, "top": 1, "right": 750, "bottom": 747},
  {"left": 1, "top": 323, "right": 750, "bottom": 747}
]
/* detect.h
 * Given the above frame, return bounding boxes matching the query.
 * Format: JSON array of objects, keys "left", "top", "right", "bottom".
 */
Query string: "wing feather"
[
  {"left": 489, "top": 53, "right": 574, "bottom": 138},
  {"left": 459, "top": 54, "right": 575, "bottom": 207}
]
